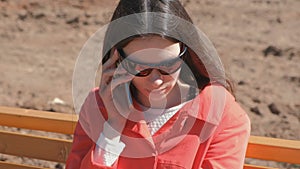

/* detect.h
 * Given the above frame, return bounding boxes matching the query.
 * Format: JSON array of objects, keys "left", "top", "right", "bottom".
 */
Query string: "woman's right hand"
[{"left": 98, "top": 48, "right": 134, "bottom": 137}]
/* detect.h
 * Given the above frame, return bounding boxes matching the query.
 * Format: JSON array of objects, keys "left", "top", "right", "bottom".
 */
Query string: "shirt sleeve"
[
  {"left": 67, "top": 88, "right": 124, "bottom": 169},
  {"left": 66, "top": 122, "right": 94, "bottom": 169},
  {"left": 77, "top": 126, "right": 125, "bottom": 169},
  {"left": 201, "top": 100, "right": 251, "bottom": 169},
  {"left": 93, "top": 133, "right": 125, "bottom": 166}
]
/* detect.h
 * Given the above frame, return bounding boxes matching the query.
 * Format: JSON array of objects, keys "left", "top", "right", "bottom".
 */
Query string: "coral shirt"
[{"left": 66, "top": 85, "right": 251, "bottom": 169}]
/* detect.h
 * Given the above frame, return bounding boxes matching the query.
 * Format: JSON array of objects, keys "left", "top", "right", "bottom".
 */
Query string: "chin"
[{"left": 149, "top": 87, "right": 171, "bottom": 98}]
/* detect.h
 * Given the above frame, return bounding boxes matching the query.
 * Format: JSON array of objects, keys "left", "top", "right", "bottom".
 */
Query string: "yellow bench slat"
[
  {"left": 1, "top": 106, "right": 300, "bottom": 168},
  {"left": 0, "top": 161, "right": 50, "bottom": 169},
  {"left": 246, "top": 135, "right": 300, "bottom": 164},
  {"left": 243, "top": 164, "right": 278, "bottom": 169},
  {"left": 0, "top": 106, "right": 78, "bottom": 134},
  {"left": 0, "top": 130, "right": 72, "bottom": 163}
]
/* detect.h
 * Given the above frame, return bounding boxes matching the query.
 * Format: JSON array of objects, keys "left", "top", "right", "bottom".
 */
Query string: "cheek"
[
  {"left": 167, "top": 69, "right": 181, "bottom": 83},
  {"left": 131, "top": 78, "right": 144, "bottom": 90}
]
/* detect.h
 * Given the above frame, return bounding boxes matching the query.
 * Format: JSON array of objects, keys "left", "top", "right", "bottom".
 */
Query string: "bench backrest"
[{"left": 0, "top": 106, "right": 299, "bottom": 169}]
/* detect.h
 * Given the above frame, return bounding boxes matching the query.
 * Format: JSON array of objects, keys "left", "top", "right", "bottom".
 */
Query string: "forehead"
[{"left": 122, "top": 36, "right": 181, "bottom": 63}]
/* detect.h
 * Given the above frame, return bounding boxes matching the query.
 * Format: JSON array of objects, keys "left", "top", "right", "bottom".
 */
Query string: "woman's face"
[{"left": 122, "top": 36, "right": 182, "bottom": 105}]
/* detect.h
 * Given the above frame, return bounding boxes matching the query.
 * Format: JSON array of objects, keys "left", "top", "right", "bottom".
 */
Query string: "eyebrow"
[{"left": 117, "top": 46, "right": 187, "bottom": 65}]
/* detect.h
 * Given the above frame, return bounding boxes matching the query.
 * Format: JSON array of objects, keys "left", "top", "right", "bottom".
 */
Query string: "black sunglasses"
[{"left": 117, "top": 46, "right": 187, "bottom": 77}]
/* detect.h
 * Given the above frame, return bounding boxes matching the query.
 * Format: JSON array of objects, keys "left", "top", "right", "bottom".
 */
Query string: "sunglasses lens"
[
  {"left": 158, "top": 60, "right": 183, "bottom": 75},
  {"left": 136, "top": 69, "right": 152, "bottom": 77}
]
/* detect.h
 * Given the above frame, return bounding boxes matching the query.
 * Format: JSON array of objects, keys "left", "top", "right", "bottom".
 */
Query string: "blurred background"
[{"left": 0, "top": 0, "right": 299, "bottom": 168}]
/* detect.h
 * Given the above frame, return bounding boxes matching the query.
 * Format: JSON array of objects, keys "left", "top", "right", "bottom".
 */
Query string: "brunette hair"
[{"left": 102, "top": 0, "right": 234, "bottom": 95}]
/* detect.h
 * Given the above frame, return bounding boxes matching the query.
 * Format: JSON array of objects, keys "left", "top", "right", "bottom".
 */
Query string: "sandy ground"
[{"left": 0, "top": 0, "right": 299, "bottom": 168}]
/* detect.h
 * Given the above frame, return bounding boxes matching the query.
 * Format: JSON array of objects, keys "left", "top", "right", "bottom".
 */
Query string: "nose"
[{"left": 148, "top": 69, "right": 163, "bottom": 87}]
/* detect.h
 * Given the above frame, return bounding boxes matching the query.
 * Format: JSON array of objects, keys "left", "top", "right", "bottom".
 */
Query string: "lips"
[{"left": 148, "top": 87, "right": 167, "bottom": 95}]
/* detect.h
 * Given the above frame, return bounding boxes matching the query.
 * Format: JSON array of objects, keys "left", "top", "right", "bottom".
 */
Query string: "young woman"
[{"left": 66, "top": 0, "right": 250, "bottom": 168}]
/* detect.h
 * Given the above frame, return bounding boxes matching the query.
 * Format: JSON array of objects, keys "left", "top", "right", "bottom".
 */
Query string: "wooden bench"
[{"left": 0, "top": 106, "right": 299, "bottom": 169}]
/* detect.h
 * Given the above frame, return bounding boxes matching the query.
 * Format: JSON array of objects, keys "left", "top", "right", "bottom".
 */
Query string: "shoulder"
[
  {"left": 187, "top": 84, "right": 250, "bottom": 126},
  {"left": 83, "top": 87, "right": 105, "bottom": 111},
  {"left": 201, "top": 85, "right": 251, "bottom": 133}
]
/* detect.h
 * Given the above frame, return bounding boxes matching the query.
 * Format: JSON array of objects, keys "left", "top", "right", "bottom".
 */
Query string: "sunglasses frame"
[{"left": 117, "top": 45, "right": 187, "bottom": 77}]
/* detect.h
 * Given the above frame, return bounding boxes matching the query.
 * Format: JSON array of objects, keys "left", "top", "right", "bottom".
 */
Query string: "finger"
[
  {"left": 102, "top": 49, "right": 119, "bottom": 70},
  {"left": 111, "top": 73, "right": 134, "bottom": 90},
  {"left": 100, "top": 65, "right": 128, "bottom": 86},
  {"left": 102, "top": 67, "right": 116, "bottom": 79},
  {"left": 99, "top": 68, "right": 114, "bottom": 89},
  {"left": 100, "top": 70, "right": 132, "bottom": 95},
  {"left": 102, "top": 63, "right": 128, "bottom": 81}
]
